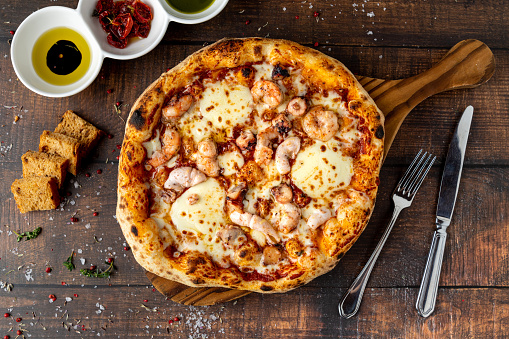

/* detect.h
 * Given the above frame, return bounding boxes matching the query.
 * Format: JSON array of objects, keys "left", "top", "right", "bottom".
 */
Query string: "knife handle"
[{"left": 416, "top": 228, "right": 448, "bottom": 317}]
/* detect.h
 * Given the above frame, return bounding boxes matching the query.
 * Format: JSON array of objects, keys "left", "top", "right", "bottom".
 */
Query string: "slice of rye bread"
[
  {"left": 21, "top": 150, "right": 69, "bottom": 188},
  {"left": 54, "top": 110, "right": 105, "bottom": 158},
  {"left": 39, "top": 131, "right": 82, "bottom": 176},
  {"left": 11, "top": 176, "right": 60, "bottom": 213}
]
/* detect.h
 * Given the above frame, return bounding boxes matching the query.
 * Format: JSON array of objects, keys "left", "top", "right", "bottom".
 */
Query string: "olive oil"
[
  {"left": 32, "top": 27, "right": 90, "bottom": 86},
  {"left": 165, "top": 0, "right": 215, "bottom": 14}
]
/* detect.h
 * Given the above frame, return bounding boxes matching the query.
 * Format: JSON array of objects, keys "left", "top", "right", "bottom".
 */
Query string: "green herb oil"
[{"left": 165, "top": 0, "right": 215, "bottom": 14}]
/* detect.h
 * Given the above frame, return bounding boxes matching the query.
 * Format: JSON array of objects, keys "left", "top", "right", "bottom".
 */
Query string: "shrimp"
[
  {"left": 216, "top": 225, "right": 247, "bottom": 249},
  {"left": 163, "top": 166, "right": 206, "bottom": 191},
  {"left": 147, "top": 127, "right": 181, "bottom": 168},
  {"left": 251, "top": 80, "right": 283, "bottom": 109},
  {"left": 270, "top": 183, "right": 293, "bottom": 204},
  {"left": 287, "top": 97, "right": 307, "bottom": 116},
  {"left": 275, "top": 137, "right": 301, "bottom": 174},
  {"left": 162, "top": 94, "right": 193, "bottom": 119},
  {"left": 235, "top": 130, "right": 256, "bottom": 151},
  {"left": 307, "top": 208, "right": 332, "bottom": 229},
  {"left": 195, "top": 139, "right": 220, "bottom": 177},
  {"left": 302, "top": 106, "right": 339, "bottom": 141},
  {"left": 262, "top": 246, "right": 281, "bottom": 265},
  {"left": 230, "top": 211, "right": 281, "bottom": 244},
  {"left": 254, "top": 127, "right": 280, "bottom": 165},
  {"left": 277, "top": 203, "right": 301, "bottom": 233}
]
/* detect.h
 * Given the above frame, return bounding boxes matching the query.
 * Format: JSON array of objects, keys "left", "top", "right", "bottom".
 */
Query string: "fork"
[{"left": 338, "top": 150, "right": 436, "bottom": 319}]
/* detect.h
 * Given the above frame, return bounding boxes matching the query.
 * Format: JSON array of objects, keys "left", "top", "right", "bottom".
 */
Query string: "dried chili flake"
[
  {"left": 15, "top": 317, "right": 21, "bottom": 322},
  {"left": 245, "top": 20, "right": 251, "bottom": 25},
  {"left": 16, "top": 331, "right": 22, "bottom": 335},
  {"left": 85, "top": 172, "right": 91, "bottom": 177},
  {"left": 313, "top": 11, "right": 320, "bottom": 17},
  {"left": 74, "top": 294, "right": 79, "bottom": 297},
  {"left": 106, "top": 89, "right": 113, "bottom": 94},
  {"left": 97, "top": 169, "right": 102, "bottom": 174},
  {"left": 124, "top": 246, "right": 130, "bottom": 251},
  {"left": 45, "top": 267, "right": 52, "bottom": 273},
  {"left": 9, "top": 30, "right": 14, "bottom": 35},
  {"left": 93, "top": 212, "right": 99, "bottom": 217},
  {"left": 295, "top": 15, "right": 299, "bottom": 19},
  {"left": 108, "top": 134, "right": 114, "bottom": 139},
  {"left": 3, "top": 313, "right": 9, "bottom": 318},
  {"left": 314, "top": 42, "right": 319, "bottom": 47}
]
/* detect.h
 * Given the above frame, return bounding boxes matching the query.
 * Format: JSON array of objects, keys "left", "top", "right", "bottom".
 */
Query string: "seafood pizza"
[{"left": 117, "top": 38, "right": 384, "bottom": 293}]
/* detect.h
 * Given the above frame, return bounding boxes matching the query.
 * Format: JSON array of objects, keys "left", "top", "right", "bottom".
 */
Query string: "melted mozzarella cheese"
[
  {"left": 217, "top": 150, "right": 245, "bottom": 176},
  {"left": 310, "top": 91, "right": 349, "bottom": 116},
  {"left": 199, "top": 81, "right": 253, "bottom": 133},
  {"left": 170, "top": 178, "right": 227, "bottom": 235},
  {"left": 142, "top": 129, "right": 161, "bottom": 158},
  {"left": 291, "top": 140, "right": 353, "bottom": 200},
  {"left": 253, "top": 63, "right": 274, "bottom": 82}
]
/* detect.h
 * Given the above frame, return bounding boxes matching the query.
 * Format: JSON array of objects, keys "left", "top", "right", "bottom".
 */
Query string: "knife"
[{"left": 415, "top": 105, "right": 474, "bottom": 317}]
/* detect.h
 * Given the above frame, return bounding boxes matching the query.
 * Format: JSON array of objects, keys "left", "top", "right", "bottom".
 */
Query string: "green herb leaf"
[
  {"left": 15, "top": 227, "right": 42, "bottom": 242},
  {"left": 80, "top": 260, "right": 115, "bottom": 278},
  {"left": 63, "top": 250, "right": 75, "bottom": 271}
]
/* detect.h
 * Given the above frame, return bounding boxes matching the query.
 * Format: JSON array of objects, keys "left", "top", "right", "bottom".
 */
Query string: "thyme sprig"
[
  {"left": 63, "top": 250, "right": 75, "bottom": 271},
  {"left": 13, "top": 227, "right": 42, "bottom": 242},
  {"left": 80, "top": 260, "right": 115, "bottom": 278}
]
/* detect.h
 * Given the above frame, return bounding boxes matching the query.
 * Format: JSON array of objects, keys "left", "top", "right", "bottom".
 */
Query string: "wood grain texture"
[
  {"left": 0, "top": 0, "right": 508, "bottom": 337},
  {"left": 0, "top": 285, "right": 507, "bottom": 338}
]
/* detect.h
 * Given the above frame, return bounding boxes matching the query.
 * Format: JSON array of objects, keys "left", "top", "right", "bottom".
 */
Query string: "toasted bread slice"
[
  {"left": 11, "top": 176, "right": 60, "bottom": 213},
  {"left": 54, "top": 110, "right": 104, "bottom": 158},
  {"left": 39, "top": 131, "right": 82, "bottom": 175},
  {"left": 21, "top": 150, "right": 69, "bottom": 188}
]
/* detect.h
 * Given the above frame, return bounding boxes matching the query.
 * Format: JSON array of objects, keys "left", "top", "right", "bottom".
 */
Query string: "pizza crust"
[{"left": 117, "top": 38, "right": 384, "bottom": 293}]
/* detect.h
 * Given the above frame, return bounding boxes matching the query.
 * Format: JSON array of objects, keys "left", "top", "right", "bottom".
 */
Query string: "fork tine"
[
  {"left": 401, "top": 152, "right": 428, "bottom": 192},
  {"left": 397, "top": 149, "right": 423, "bottom": 190},
  {"left": 408, "top": 155, "right": 436, "bottom": 195}
]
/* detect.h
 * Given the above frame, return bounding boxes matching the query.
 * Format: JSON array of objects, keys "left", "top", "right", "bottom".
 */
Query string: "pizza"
[{"left": 117, "top": 38, "right": 384, "bottom": 293}]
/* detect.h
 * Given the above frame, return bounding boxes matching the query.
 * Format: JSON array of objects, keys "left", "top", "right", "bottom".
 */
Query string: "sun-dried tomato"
[
  {"left": 110, "top": 13, "right": 133, "bottom": 40},
  {"left": 99, "top": 11, "right": 114, "bottom": 32},
  {"left": 133, "top": 1, "right": 153, "bottom": 24},
  {"left": 96, "top": 0, "right": 152, "bottom": 49},
  {"left": 96, "top": 0, "right": 114, "bottom": 13},
  {"left": 128, "top": 21, "right": 139, "bottom": 38},
  {"left": 107, "top": 33, "right": 128, "bottom": 49},
  {"left": 136, "top": 22, "right": 150, "bottom": 38}
]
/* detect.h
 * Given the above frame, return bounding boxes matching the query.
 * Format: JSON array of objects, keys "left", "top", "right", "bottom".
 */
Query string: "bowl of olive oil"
[{"left": 11, "top": 6, "right": 103, "bottom": 98}]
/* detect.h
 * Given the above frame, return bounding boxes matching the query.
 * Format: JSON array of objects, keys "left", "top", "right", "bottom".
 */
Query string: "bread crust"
[{"left": 117, "top": 38, "right": 384, "bottom": 293}]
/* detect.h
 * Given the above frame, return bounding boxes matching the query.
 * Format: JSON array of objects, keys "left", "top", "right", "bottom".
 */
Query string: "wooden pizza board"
[{"left": 146, "top": 39, "right": 495, "bottom": 306}]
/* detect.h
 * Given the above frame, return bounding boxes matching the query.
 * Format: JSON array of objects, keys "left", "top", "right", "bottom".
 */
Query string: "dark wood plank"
[
  {"left": 1, "top": 1, "right": 508, "bottom": 48},
  {"left": 0, "top": 285, "right": 507, "bottom": 338}
]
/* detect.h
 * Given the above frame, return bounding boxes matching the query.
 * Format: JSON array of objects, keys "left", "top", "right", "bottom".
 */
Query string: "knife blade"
[{"left": 416, "top": 105, "right": 473, "bottom": 317}]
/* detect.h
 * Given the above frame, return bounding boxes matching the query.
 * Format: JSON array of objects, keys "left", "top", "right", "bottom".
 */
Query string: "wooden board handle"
[{"left": 356, "top": 39, "right": 495, "bottom": 157}]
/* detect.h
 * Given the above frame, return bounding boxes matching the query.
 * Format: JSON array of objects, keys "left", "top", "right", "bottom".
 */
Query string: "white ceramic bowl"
[{"left": 11, "top": 0, "right": 228, "bottom": 97}]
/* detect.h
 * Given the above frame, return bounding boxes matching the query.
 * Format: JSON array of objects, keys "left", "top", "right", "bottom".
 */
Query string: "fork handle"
[
  {"left": 338, "top": 205, "right": 403, "bottom": 319},
  {"left": 416, "top": 228, "right": 448, "bottom": 317}
]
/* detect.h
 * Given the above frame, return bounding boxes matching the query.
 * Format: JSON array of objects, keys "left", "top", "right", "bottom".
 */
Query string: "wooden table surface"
[{"left": 1, "top": 1, "right": 508, "bottom": 338}]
